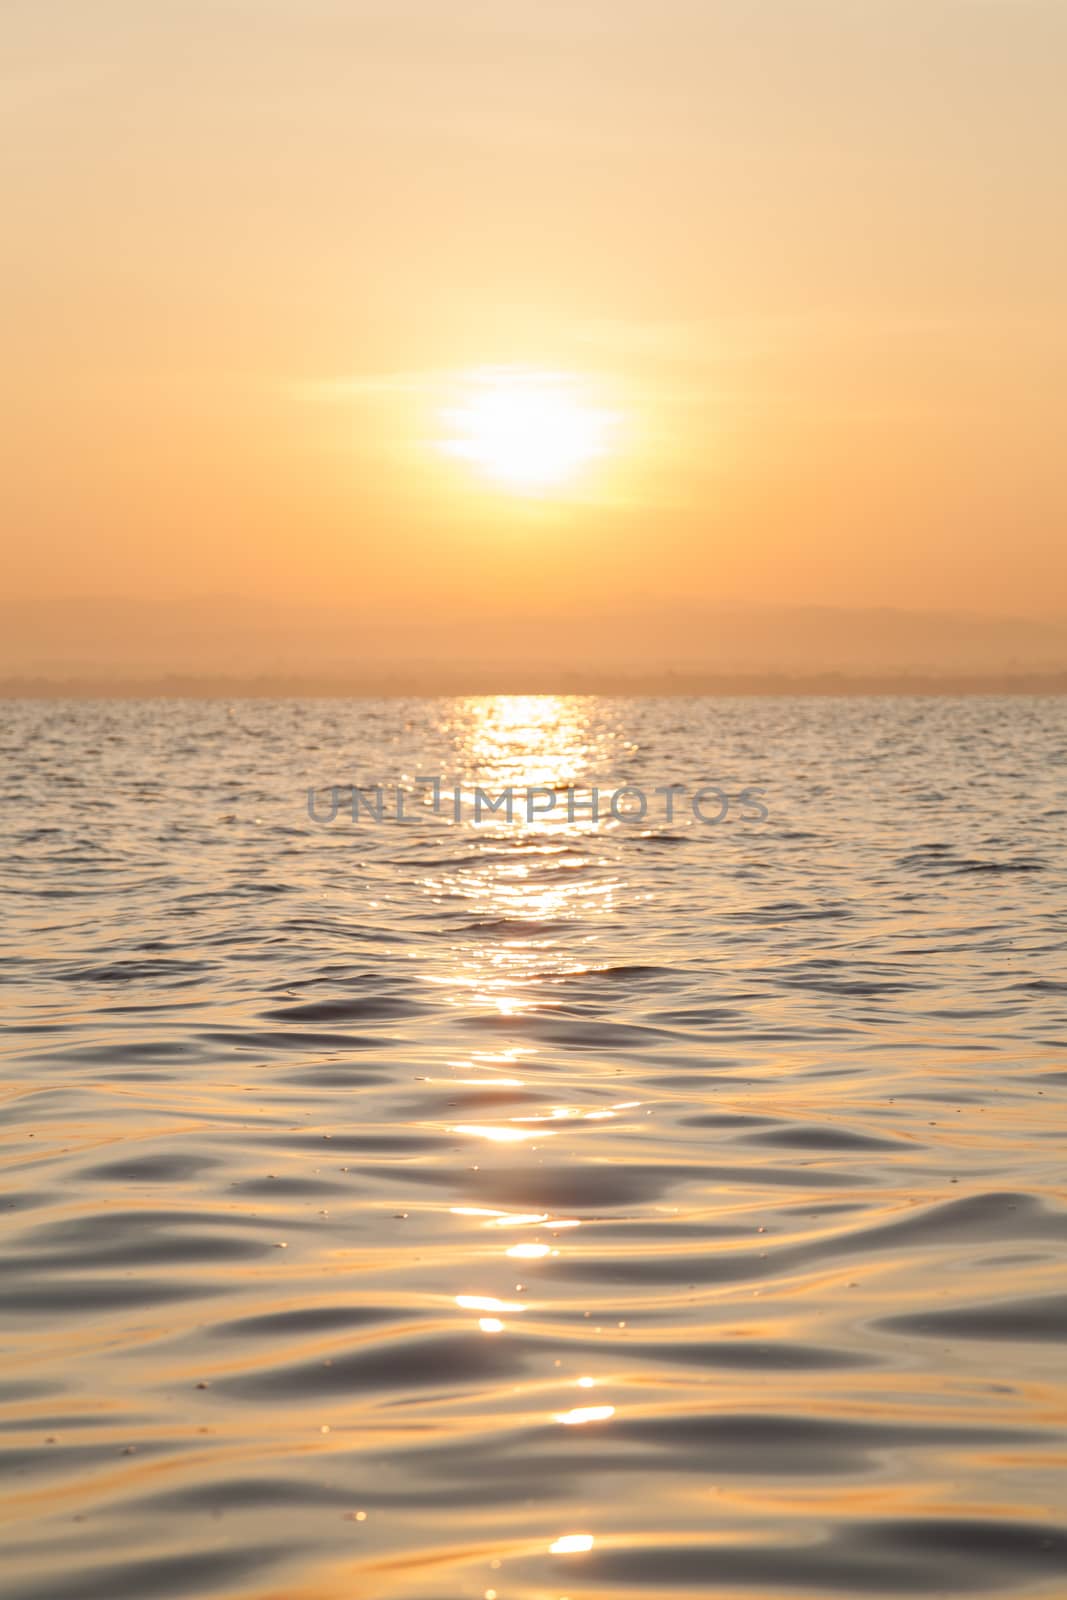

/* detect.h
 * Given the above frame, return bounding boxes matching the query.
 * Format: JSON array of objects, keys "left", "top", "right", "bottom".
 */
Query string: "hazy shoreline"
[{"left": 4, "top": 672, "right": 1067, "bottom": 699}]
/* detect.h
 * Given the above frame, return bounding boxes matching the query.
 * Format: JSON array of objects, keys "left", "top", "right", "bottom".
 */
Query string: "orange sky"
[{"left": 3, "top": 0, "right": 1066, "bottom": 661}]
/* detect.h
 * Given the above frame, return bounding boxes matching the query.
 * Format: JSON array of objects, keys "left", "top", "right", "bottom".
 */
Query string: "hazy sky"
[{"left": 3, "top": 0, "right": 1066, "bottom": 649}]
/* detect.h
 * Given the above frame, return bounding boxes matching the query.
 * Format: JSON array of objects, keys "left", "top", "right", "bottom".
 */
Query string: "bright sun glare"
[{"left": 438, "top": 368, "right": 618, "bottom": 492}]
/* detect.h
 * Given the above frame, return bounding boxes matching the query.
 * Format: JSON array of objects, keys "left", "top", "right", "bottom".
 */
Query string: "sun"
[{"left": 438, "top": 367, "right": 618, "bottom": 492}]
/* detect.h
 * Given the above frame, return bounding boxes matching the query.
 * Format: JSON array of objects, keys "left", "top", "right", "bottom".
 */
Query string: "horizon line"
[{"left": 4, "top": 669, "right": 1067, "bottom": 700}]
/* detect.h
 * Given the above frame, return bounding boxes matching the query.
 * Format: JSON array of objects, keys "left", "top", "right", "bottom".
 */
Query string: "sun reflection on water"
[
  {"left": 428, "top": 698, "right": 625, "bottom": 1170},
  {"left": 446, "top": 695, "right": 600, "bottom": 792},
  {"left": 550, "top": 1534, "right": 595, "bottom": 1555},
  {"left": 451, "top": 1123, "right": 546, "bottom": 1144},
  {"left": 554, "top": 1404, "right": 615, "bottom": 1425},
  {"left": 430, "top": 698, "right": 627, "bottom": 1376}
]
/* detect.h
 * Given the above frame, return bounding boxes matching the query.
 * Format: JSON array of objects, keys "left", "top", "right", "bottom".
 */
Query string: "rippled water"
[{"left": 2, "top": 695, "right": 1066, "bottom": 1600}]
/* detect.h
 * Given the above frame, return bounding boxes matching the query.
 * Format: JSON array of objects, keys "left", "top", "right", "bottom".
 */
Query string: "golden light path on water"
[{"left": 412, "top": 697, "right": 624, "bottom": 1586}]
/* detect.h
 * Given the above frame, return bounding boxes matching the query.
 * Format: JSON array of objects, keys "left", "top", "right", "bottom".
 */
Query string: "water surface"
[{"left": 2, "top": 696, "right": 1065, "bottom": 1599}]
